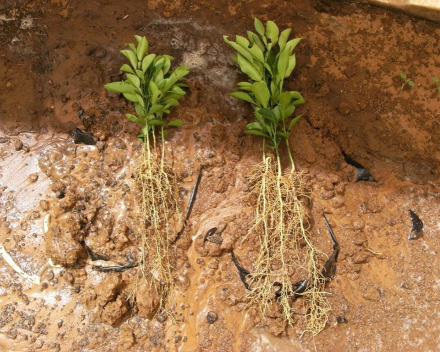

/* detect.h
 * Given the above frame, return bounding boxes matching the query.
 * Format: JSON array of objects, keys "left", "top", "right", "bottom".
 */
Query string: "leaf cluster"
[
  {"left": 104, "top": 36, "right": 189, "bottom": 140},
  {"left": 224, "top": 18, "right": 304, "bottom": 149}
]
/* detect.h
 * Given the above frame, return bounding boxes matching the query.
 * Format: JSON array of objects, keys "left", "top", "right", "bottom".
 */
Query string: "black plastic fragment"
[
  {"left": 322, "top": 214, "right": 340, "bottom": 280},
  {"left": 92, "top": 263, "right": 136, "bottom": 272},
  {"left": 231, "top": 251, "right": 251, "bottom": 290},
  {"left": 342, "top": 152, "right": 376, "bottom": 182},
  {"left": 203, "top": 227, "right": 217, "bottom": 242},
  {"left": 337, "top": 316, "right": 348, "bottom": 324},
  {"left": 73, "top": 128, "right": 96, "bottom": 145},
  {"left": 173, "top": 165, "right": 203, "bottom": 244},
  {"left": 274, "top": 279, "right": 308, "bottom": 300},
  {"left": 408, "top": 209, "right": 423, "bottom": 240},
  {"left": 84, "top": 242, "right": 109, "bottom": 262}
]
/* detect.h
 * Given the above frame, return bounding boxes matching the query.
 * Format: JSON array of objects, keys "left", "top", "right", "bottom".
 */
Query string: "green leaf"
[
  {"left": 125, "top": 113, "right": 138, "bottom": 122},
  {"left": 284, "top": 54, "right": 296, "bottom": 78},
  {"left": 433, "top": 76, "right": 440, "bottom": 83},
  {"left": 264, "top": 63, "right": 274, "bottom": 76},
  {"left": 248, "top": 44, "right": 264, "bottom": 62},
  {"left": 127, "top": 74, "right": 140, "bottom": 88},
  {"left": 247, "top": 30, "right": 265, "bottom": 51},
  {"left": 258, "top": 107, "right": 278, "bottom": 123},
  {"left": 237, "top": 82, "right": 253, "bottom": 91},
  {"left": 278, "top": 91, "right": 292, "bottom": 110},
  {"left": 254, "top": 18, "right": 265, "bottom": 37},
  {"left": 128, "top": 43, "right": 137, "bottom": 55},
  {"left": 163, "top": 56, "right": 171, "bottom": 75},
  {"left": 135, "top": 103, "right": 146, "bottom": 117},
  {"left": 137, "top": 36, "right": 148, "bottom": 61},
  {"left": 288, "top": 114, "right": 303, "bottom": 129},
  {"left": 148, "top": 119, "right": 165, "bottom": 126},
  {"left": 142, "top": 54, "right": 156, "bottom": 72},
  {"left": 230, "top": 92, "right": 256, "bottom": 104},
  {"left": 266, "top": 21, "right": 279, "bottom": 45},
  {"left": 277, "top": 131, "right": 291, "bottom": 139},
  {"left": 104, "top": 81, "right": 136, "bottom": 94},
  {"left": 154, "top": 69, "right": 164, "bottom": 84},
  {"left": 123, "top": 93, "right": 138, "bottom": 102},
  {"left": 163, "top": 98, "right": 180, "bottom": 107},
  {"left": 278, "top": 28, "right": 292, "bottom": 51},
  {"left": 284, "top": 103, "right": 296, "bottom": 118},
  {"left": 290, "top": 91, "right": 303, "bottom": 100},
  {"left": 408, "top": 80, "right": 415, "bottom": 87},
  {"left": 134, "top": 35, "right": 143, "bottom": 44},
  {"left": 243, "top": 129, "right": 269, "bottom": 138},
  {"left": 293, "top": 97, "right": 305, "bottom": 105},
  {"left": 246, "top": 122, "right": 262, "bottom": 130},
  {"left": 255, "top": 113, "right": 272, "bottom": 133},
  {"left": 251, "top": 81, "right": 270, "bottom": 107},
  {"left": 399, "top": 72, "right": 407, "bottom": 79},
  {"left": 171, "top": 86, "right": 186, "bottom": 95},
  {"left": 135, "top": 69, "right": 144, "bottom": 80},
  {"left": 236, "top": 35, "right": 250, "bottom": 48},
  {"left": 149, "top": 81, "right": 162, "bottom": 104},
  {"left": 223, "top": 35, "right": 254, "bottom": 63},
  {"left": 149, "top": 104, "right": 164, "bottom": 115},
  {"left": 277, "top": 48, "right": 289, "bottom": 82},
  {"left": 137, "top": 133, "right": 145, "bottom": 142},
  {"left": 167, "top": 119, "right": 184, "bottom": 127},
  {"left": 120, "top": 64, "right": 134, "bottom": 74},
  {"left": 135, "top": 94, "right": 145, "bottom": 107},
  {"left": 162, "top": 66, "right": 189, "bottom": 93},
  {"left": 286, "top": 38, "right": 301, "bottom": 54},
  {"left": 237, "top": 54, "right": 262, "bottom": 81},
  {"left": 121, "top": 49, "right": 138, "bottom": 69}
]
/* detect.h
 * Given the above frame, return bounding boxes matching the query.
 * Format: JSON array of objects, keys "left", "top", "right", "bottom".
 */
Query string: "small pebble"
[
  {"left": 13, "top": 139, "right": 23, "bottom": 151},
  {"left": 156, "top": 314, "right": 167, "bottom": 323},
  {"left": 206, "top": 311, "right": 218, "bottom": 324},
  {"left": 29, "top": 173, "right": 39, "bottom": 183}
]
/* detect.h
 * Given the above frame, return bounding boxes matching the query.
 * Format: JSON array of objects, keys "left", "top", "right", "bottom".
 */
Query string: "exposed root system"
[
  {"left": 245, "top": 156, "right": 330, "bottom": 334},
  {"left": 134, "top": 142, "right": 182, "bottom": 311}
]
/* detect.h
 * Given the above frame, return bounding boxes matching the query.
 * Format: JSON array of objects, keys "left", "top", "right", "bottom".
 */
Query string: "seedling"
[
  {"left": 399, "top": 72, "right": 415, "bottom": 90},
  {"left": 433, "top": 76, "right": 440, "bottom": 93},
  {"left": 105, "top": 36, "right": 189, "bottom": 312},
  {"left": 224, "top": 18, "right": 329, "bottom": 335}
]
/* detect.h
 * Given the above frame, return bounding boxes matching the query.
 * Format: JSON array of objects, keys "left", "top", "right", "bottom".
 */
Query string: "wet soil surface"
[{"left": 1, "top": 0, "right": 440, "bottom": 351}]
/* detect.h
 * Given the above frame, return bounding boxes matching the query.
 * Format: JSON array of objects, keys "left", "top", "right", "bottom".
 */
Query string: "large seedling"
[
  {"left": 224, "top": 19, "right": 329, "bottom": 334},
  {"left": 105, "top": 35, "right": 189, "bottom": 311}
]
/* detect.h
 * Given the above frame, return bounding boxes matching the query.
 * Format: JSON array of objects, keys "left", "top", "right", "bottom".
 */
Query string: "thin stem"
[
  {"left": 160, "top": 126, "right": 165, "bottom": 171},
  {"left": 285, "top": 139, "right": 296, "bottom": 173}
]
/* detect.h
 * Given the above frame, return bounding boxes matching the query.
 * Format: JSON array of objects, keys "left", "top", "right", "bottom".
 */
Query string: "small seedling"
[
  {"left": 433, "top": 76, "right": 440, "bottom": 93},
  {"left": 224, "top": 18, "right": 329, "bottom": 335},
  {"left": 105, "top": 36, "right": 189, "bottom": 313},
  {"left": 399, "top": 72, "right": 415, "bottom": 90}
]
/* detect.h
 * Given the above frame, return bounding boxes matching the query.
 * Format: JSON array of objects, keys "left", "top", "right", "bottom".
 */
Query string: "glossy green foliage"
[
  {"left": 105, "top": 36, "right": 189, "bottom": 140},
  {"left": 224, "top": 18, "right": 304, "bottom": 149}
]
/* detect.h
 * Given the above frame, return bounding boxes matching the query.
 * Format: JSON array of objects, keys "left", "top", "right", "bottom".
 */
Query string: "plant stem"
[{"left": 285, "top": 139, "right": 295, "bottom": 173}]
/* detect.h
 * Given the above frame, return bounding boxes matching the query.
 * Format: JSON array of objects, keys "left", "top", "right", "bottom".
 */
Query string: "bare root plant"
[
  {"left": 105, "top": 35, "right": 189, "bottom": 312},
  {"left": 225, "top": 19, "right": 330, "bottom": 334}
]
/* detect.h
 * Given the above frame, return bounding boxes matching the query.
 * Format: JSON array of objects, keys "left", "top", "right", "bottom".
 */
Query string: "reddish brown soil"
[{"left": 1, "top": 0, "right": 440, "bottom": 351}]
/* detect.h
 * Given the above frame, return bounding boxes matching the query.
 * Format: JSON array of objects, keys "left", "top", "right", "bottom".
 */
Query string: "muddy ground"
[{"left": 1, "top": 0, "right": 440, "bottom": 351}]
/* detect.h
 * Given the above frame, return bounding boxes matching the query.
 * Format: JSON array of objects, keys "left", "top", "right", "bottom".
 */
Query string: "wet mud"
[{"left": 1, "top": 0, "right": 440, "bottom": 351}]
